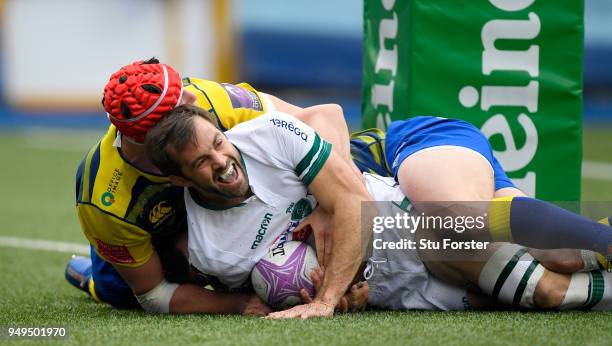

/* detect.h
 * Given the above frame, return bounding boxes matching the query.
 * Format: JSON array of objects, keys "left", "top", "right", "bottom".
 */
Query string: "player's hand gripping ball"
[{"left": 251, "top": 241, "right": 319, "bottom": 310}]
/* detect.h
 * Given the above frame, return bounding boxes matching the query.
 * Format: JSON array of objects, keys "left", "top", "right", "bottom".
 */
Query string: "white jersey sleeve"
[{"left": 227, "top": 112, "right": 332, "bottom": 186}]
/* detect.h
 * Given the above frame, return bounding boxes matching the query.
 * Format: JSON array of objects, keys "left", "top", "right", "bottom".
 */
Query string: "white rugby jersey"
[
  {"left": 186, "top": 112, "right": 331, "bottom": 288},
  {"left": 185, "top": 112, "right": 407, "bottom": 288}
]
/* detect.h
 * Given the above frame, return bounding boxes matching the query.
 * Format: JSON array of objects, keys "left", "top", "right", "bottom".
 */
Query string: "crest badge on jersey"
[{"left": 221, "top": 83, "right": 263, "bottom": 111}]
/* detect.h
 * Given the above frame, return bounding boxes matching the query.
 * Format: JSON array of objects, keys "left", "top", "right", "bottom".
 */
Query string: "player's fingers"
[
  {"left": 324, "top": 237, "right": 332, "bottom": 267},
  {"left": 267, "top": 305, "right": 307, "bottom": 319},
  {"left": 315, "top": 306, "right": 334, "bottom": 318},
  {"left": 268, "top": 302, "right": 333, "bottom": 319},
  {"left": 266, "top": 309, "right": 291, "bottom": 319},
  {"left": 316, "top": 266, "right": 325, "bottom": 280},
  {"left": 300, "top": 288, "right": 313, "bottom": 303},
  {"left": 337, "top": 297, "right": 348, "bottom": 313},
  {"left": 300, "top": 309, "right": 320, "bottom": 319},
  {"left": 311, "top": 270, "right": 322, "bottom": 291},
  {"left": 315, "top": 234, "right": 325, "bottom": 265},
  {"left": 266, "top": 311, "right": 290, "bottom": 319},
  {"left": 310, "top": 267, "right": 319, "bottom": 282},
  {"left": 349, "top": 282, "right": 369, "bottom": 312},
  {"left": 292, "top": 219, "right": 310, "bottom": 233}
]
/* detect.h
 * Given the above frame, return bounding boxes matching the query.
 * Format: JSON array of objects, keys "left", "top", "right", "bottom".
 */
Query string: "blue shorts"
[
  {"left": 90, "top": 246, "right": 140, "bottom": 310},
  {"left": 385, "top": 116, "right": 515, "bottom": 191}
]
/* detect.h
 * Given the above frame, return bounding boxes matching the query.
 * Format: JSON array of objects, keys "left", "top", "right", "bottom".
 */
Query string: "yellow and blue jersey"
[
  {"left": 350, "top": 128, "right": 393, "bottom": 177},
  {"left": 183, "top": 78, "right": 269, "bottom": 131},
  {"left": 76, "top": 79, "right": 271, "bottom": 268}
]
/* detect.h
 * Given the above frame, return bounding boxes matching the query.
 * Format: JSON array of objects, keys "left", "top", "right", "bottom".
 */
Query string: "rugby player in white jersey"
[
  {"left": 68, "top": 58, "right": 363, "bottom": 315},
  {"left": 145, "top": 103, "right": 372, "bottom": 317},
  {"left": 145, "top": 104, "right": 612, "bottom": 317}
]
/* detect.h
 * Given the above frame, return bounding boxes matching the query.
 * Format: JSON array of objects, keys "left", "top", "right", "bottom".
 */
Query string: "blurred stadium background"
[
  {"left": 0, "top": 0, "right": 364, "bottom": 128},
  {"left": 0, "top": 0, "right": 610, "bottom": 129},
  {"left": 0, "top": 0, "right": 610, "bottom": 195},
  {"left": 0, "top": 1, "right": 611, "bottom": 344}
]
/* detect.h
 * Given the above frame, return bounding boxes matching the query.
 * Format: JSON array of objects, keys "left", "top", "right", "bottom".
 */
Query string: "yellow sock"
[
  {"left": 488, "top": 196, "right": 515, "bottom": 242},
  {"left": 596, "top": 217, "right": 612, "bottom": 270}
]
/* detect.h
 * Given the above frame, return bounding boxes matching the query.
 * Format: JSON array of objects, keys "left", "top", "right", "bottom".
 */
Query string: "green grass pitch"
[{"left": 0, "top": 125, "right": 611, "bottom": 345}]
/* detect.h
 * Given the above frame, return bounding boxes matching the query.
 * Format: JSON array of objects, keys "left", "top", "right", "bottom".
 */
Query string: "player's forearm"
[
  {"left": 315, "top": 197, "right": 364, "bottom": 306},
  {"left": 168, "top": 284, "right": 252, "bottom": 314}
]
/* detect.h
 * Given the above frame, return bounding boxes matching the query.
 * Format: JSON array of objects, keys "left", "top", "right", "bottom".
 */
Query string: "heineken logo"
[
  {"left": 371, "top": 0, "right": 398, "bottom": 130},
  {"left": 458, "top": 0, "right": 540, "bottom": 196},
  {"left": 364, "top": 0, "right": 582, "bottom": 200}
]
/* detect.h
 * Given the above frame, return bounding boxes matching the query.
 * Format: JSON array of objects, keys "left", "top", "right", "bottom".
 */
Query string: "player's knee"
[
  {"left": 533, "top": 273, "right": 567, "bottom": 309},
  {"left": 539, "top": 260, "right": 583, "bottom": 274},
  {"left": 529, "top": 249, "right": 584, "bottom": 274}
]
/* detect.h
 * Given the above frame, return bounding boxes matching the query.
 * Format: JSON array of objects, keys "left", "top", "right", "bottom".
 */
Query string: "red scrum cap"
[{"left": 102, "top": 58, "right": 184, "bottom": 143}]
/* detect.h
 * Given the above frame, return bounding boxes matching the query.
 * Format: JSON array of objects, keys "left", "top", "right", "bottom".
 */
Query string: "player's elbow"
[
  {"left": 135, "top": 279, "right": 179, "bottom": 314},
  {"left": 320, "top": 103, "right": 344, "bottom": 121},
  {"left": 298, "top": 104, "right": 344, "bottom": 123},
  {"left": 323, "top": 103, "right": 343, "bottom": 113}
]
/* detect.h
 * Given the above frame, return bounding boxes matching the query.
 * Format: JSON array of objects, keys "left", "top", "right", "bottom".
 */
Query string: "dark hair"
[{"left": 144, "top": 104, "right": 220, "bottom": 176}]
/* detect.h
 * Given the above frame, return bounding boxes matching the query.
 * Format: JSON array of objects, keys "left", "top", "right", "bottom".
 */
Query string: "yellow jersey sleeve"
[
  {"left": 183, "top": 78, "right": 270, "bottom": 130},
  {"left": 77, "top": 203, "right": 153, "bottom": 267}
]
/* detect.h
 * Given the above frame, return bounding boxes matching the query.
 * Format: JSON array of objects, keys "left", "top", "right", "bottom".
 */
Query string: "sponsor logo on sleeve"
[
  {"left": 95, "top": 239, "right": 136, "bottom": 264},
  {"left": 222, "top": 83, "right": 263, "bottom": 111},
  {"left": 269, "top": 118, "right": 309, "bottom": 142}
]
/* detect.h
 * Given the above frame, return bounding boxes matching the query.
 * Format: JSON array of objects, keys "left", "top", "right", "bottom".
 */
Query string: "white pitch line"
[
  {"left": 0, "top": 236, "right": 89, "bottom": 255},
  {"left": 583, "top": 160, "right": 612, "bottom": 181}
]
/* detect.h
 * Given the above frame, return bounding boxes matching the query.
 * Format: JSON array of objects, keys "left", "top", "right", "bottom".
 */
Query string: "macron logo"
[{"left": 251, "top": 213, "right": 274, "bottom": 249}]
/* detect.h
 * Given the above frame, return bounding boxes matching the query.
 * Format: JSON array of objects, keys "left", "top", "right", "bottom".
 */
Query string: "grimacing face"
[{"left": 170, "top": 116, "right": 250, "bottom": 206}]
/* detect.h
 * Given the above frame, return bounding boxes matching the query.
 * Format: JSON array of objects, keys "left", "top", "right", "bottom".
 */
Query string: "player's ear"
[
  {"left": 169, "top": 175, "right": 191, "bottom": 187},
  {"left": 181, "top": 90, "right": 197, "bottom": 105}
]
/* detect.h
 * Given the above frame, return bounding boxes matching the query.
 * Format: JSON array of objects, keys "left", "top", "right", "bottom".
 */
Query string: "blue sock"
[{"left": 490, "top": 197, "right": 612, "bottom": 256}]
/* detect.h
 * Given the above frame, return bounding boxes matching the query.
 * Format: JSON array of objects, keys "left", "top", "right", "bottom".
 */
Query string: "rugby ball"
[{"left": 251, "top": 241, "right": 319, "bottom": 309}]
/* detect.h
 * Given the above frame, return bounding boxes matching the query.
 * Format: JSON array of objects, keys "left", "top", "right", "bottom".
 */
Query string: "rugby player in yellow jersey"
[{"left": 66, "top": 58, "right": 357, "bottom": 314}]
